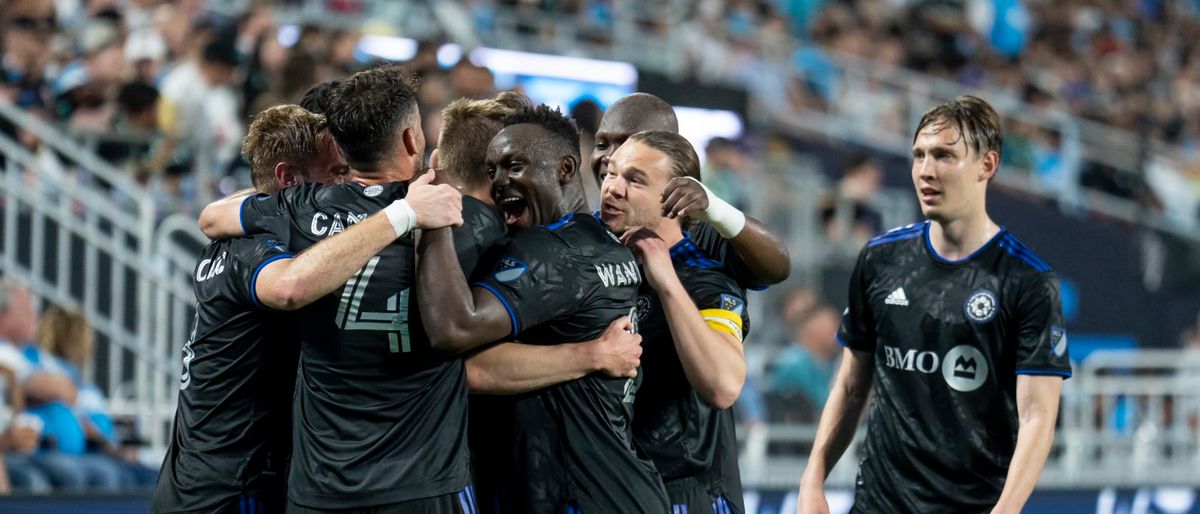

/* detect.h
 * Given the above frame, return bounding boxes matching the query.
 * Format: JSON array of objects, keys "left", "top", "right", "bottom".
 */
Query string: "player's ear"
[
  {"left": 558, "top": 154, "right": 579, "bottom": 185},
  {"left": 979, "top": 149, "right": 999, "bottom": 183},
  {"left": 429, "top": 149, "right": 440, "bottom": 171},
  {"left": 274, "top": 162, "right": 300, "bottom": 189},
  {"left": 401, "top": 127, "right": 419, "bottom": 158}
]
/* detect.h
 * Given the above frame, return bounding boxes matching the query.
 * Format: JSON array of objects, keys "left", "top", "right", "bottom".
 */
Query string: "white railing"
[
  {"left": 0, "top": 99, "right": 202, "bottom": 452},
  {"left": 740, "top": 349, "right": 1200, "bottom": 489}
]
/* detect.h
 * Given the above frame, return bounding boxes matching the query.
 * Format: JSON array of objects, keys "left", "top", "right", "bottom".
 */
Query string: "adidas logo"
[{"left": 885, "top": 287, "right": 909, "bottom": 306}]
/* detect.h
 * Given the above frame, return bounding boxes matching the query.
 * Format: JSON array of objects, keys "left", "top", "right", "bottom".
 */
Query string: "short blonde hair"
[
  {"left": 438, "top": 92, "right": 531, "bottom": 189},
  {"left": 242, "top": 104, "right": 327, "bottom": 193},
  {"left": 37, "top": 306, "right": 93, "bottom": 371}
]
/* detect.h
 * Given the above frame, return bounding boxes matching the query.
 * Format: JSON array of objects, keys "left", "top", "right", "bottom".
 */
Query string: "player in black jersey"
[
  {"left": 415, "top": 105, "right": 669, "bottom": 514},
  {"left": 591, "top": 93, "right": 790, "bottom": 290},
  {"left": 796, "top": 96, "right": 1070, "bottom": 514},
  {"left": 154, "top": 104, "right": 462, "bottom": 514},
  {"left": 600, "top": 131, "right": 750, "bottom": 514},
  {"left": 196, "top": 66, "right": 488, "bottom": 514}
]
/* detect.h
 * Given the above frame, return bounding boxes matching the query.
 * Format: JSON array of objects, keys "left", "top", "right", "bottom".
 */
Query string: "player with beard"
[
  {"left": 601, "top": 131, "right": 749, "bottom": 514},
  {"left": 415, "top": 105, "right": 669, "bottom": 514},
  {"left": 196, "top": 65, "right": 490, "bottom": 514},
  {"left": 591, "top": 93, "right": 790, "bottom": 290},
  {"left": 795, "top": 96, "right": 1070, "bottom": 514},
  {"left": 154, "top": 104, "right": 461, "bottom": 514}
]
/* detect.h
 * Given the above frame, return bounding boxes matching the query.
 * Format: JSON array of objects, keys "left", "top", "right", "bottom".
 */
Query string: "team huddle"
[{"left": 152, "top": 64, "right": 1069, "bottom": 514}]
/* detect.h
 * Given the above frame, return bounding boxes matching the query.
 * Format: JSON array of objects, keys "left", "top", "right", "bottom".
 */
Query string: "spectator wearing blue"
[{"left": 769, "top": 306, "right": 841, "bottom": 411}]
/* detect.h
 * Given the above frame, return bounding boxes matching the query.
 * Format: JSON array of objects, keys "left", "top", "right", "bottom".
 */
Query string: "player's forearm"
[
  {"left": 415, "top": 228, "right": 491, "bottom": 352},
  {"left": 727, "top": 217, "right": 791, "bottom": 287},
  {"left": 259, "top": 214, "right": 397, "bottom": 310},
  {"left": 656, "top": 277, "right": 745, "bottom": 410},
  {"left": 802, "top": 350, "right": 873, "bottom": 484},
  {"left": 466, "top": 342, "right": 595, "bottom": 395},
  {"left": 198, "top": 193, "right": 251, "bottom": 239},
  {"left": 993, "top": 377, "right": 1061, "bottom": 513}
]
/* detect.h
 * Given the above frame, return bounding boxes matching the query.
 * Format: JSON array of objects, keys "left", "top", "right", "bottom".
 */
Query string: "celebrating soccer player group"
[{"left": 153, "top": 64, "right": 1069, "bottom": 514}]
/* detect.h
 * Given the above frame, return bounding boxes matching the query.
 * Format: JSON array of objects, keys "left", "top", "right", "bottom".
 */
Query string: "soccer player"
[
  {"left": 601, "top": 130, "right": 750, "bottom": 514},
  {"left": 415, "top": 105, "right": 670, "bottom": 514},
  {"left": 591, "top": 93, "right": 790, "bottom": 289},
  {"left": 197, "top": 66, "right": 488, "bottom": 514},
  {"left": 795, "top": 95, "right": 1071, "bottom": 514},
  {"left": 153, "top": 103, "right": 461, "bottom": 514}
]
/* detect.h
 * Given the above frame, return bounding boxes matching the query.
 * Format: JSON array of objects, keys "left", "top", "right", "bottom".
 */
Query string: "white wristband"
[
  {"left": 383, "top": 199, "right": 417, "bottom": 237},
  {"left": 686, "top": 177, "right": 745, "bottom": 239}
]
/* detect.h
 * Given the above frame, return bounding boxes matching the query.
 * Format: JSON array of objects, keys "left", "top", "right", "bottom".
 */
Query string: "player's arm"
[
  {"left": 796, "top": 347, "right": 874, "bottom": 514},
  {"left": 198, "top": 188, "right": 257, "bottom": 239},
  {"left": 991, "top": 375, "right": 1062, "bottom": 514},
  {"left": 255, "top": 172, "right": 462, "bottom": 310},
  {"left": 415, "top": 227, "right": 518, "bottom": 353},
  {"left": 992, "top": 272, "right": 1071, "bottom": 513},
  {"left": 661, "top": 177, "right": 790, "bottom": 286},
  {"left": 625, "top": 228, "right": 745, "bottom": 409},
  {"left": 466, "top": 316, "right": 641, "bottom": 395}
]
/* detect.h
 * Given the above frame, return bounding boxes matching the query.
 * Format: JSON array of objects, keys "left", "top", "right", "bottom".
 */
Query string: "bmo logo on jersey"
[{"left": 883, "top": 344, "right": 989, "bottom": 392}]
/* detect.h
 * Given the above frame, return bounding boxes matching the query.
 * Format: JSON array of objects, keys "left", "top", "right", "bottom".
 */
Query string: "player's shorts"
[
  {"left": 664, "top": 476, "right": 740, "bottom": 514},
  {"left": 285, "top": 486, "right": 480, "bottom": 514}
]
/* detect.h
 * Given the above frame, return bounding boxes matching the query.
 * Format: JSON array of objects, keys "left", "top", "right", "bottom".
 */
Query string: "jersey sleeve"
[
  {"left": 685, "top": 271, "right": 751, "bottom": 342},
  {"left": 453, "top": 198, "right": 508, "bottom": 277},
  {"left": 472, "top": 233, "right": 576, "bottom": 338},
  {"left": 836, "top": 247, "right": 875, "bottom": 352},
  {"left": 234, "top": 235, "right": 295, "bottom": 310},
  {"left": 1012, "top": 272, "right": 1072, "bottom": 378},
  {"left": 239, "top": 182, "right": 318, "bottom": 242},
  {"left": 688, "top": 222, "right": 767, "bottom": 291}
]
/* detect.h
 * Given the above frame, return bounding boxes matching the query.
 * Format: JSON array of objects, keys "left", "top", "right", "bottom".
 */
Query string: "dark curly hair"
[
  {"left": 299, "top": 80, "right": 339, "bottom": 115},
  {"left": 327, "top": 65, "right": 420, "bottom": 172},
  {"left": 503, "top": 104, "right": 580, "bottom": 159}
]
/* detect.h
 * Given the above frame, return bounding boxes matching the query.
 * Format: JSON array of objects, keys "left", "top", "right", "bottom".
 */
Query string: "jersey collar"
[
  {"left": 670, "top": 233, "right": 721, "bottom": 269},
  {"left": 922, "top": 221, "right": 1007, "bottom": 265}
]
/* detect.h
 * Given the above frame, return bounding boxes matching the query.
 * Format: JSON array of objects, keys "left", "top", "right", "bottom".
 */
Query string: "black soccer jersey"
[
  {"left": 239, "top": 182, "right": 506, "bottom": 509},
  {"left": 632, "top": 234, "right": 749, "bottom": 513},
  {"left": 687, "top": 222, "right": 766, "bottom": 290},
  {"left": 470, "top": 213, "right": 669, "bottom": 514},
  {"left": 839, "top": 221, "right": 1071, "bottom": 513},
  {"left": 153, "top": 234, "right": 297, "bottom": 514}
]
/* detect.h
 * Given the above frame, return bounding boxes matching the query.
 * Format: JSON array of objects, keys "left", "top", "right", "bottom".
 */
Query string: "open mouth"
[
  {"left": 499, "top": 195, "right": 530, "bottom": 226},
  {"left": 600, "top": 199, "right": 624, "bottom": 220},
  {"left": 919, "top": 187, "right": 941, "bottom": 203}
]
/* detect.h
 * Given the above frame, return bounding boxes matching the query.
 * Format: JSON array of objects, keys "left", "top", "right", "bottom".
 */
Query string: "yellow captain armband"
[{"left": 700, "top": 309, "right": 744, "bottom": 342}]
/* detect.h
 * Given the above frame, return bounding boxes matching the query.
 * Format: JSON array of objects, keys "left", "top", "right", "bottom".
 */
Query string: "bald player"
[{"left": 591, "top": 93, "right": 790, "bottom": 290}]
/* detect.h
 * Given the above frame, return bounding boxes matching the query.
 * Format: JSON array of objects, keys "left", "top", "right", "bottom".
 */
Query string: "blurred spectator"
[
  {"left": 34, "top": 307, "right": 156, "bottom": 488},
  {"left": 767, "top": 305, "right": 841, "bottom": 421},
  {"left": 1, "top": 15, "right": 55, "bottom": 111},
  {"left": 54, "top": 18, "right": 126, "bottom": 132},
  {"left": 702, "top": 137, "right": 757, "bottom": 212},
  {"left": 819, "top": 153, "right": 884, "bottom": 254},
  {"left": 101, "top": 81, "right": 162, "bottom": 180}
]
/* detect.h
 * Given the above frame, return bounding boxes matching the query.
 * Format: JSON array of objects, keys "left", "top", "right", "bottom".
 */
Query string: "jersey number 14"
[{"left": 335, "top": 257, "right": 412, "bottom": 353}]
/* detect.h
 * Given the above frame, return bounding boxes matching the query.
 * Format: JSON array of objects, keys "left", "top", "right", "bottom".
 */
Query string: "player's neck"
[
  {"left": 652, "top": 219, "right": 685, "bottom": 247},
  {"left": 928, "top": 212, "right": 999, "bottom": 261}
]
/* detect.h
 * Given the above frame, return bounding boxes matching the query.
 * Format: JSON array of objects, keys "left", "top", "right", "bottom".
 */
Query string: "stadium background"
[{"left": 0, "top": 0, "right": 1198, "bottom": 512}]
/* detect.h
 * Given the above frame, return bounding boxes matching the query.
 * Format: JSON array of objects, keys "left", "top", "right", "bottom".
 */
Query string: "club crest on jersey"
[
  {"left": 493, "top": 257, "right": 529, "bottom": 283},
  {"left": 1051, "top": 326, "right": 1068, "bottom": 357},
  {"left": 964, "top": 289, "right": 998, "bottom": 323},
  {"left": 363, "top": 185, "right": 383, "bottom": 197},
  {"left": 720, "top": 294, "right": 745, "bottom": 316},
  {"left": 635, "top": 295, "right": 653, "bottom": 323}
]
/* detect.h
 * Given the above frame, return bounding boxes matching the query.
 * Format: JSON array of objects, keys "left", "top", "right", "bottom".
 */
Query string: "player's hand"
[
  {"left": 661, "top": 177, "right": 709, "bottom": 219},
  {"left": 621, "top": 227, "right": 674, "bottom": 291},
  {"left": 796, "top": 481, "right": 829, "bottom": 514},
  {"left": 586, "top": 316, "right": 642, "bottom": 378},
  {"left": 406, "top": 171, "right": 463, "bottom": 229}
]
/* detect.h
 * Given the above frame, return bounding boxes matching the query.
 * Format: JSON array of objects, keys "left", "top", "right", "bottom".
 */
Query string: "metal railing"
[
  {"left": 739, "top": 349, "right": 1200, "bottom": 489},
  {"left": 0, "top": 99, "right": 204, "bottom": 452}
]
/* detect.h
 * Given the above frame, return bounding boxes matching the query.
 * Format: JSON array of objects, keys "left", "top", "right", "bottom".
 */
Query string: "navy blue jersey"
[
  {"left": 841, "top": 222, "right": 1071, "bottom": 513},
  {"left": 688, "top": 222, "right": 766, "bottom": 290},
  {"left": 153, "top": 234, "right": 296, "bottom": 514},
  {"left": 470, "top": 213, "right": 668, "bottom": 514},
  {"left": 240, "top": 182, "right": 506, "bottom": 509},
  {"left": 632, "top": 234, "right": 749, "bottom": 512}
]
